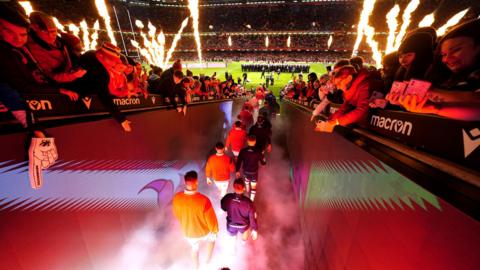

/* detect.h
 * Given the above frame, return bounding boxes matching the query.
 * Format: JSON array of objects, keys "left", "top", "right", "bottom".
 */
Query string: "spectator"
[
  {"left": 381, "top": 52, "right": 400, "bottom": 93},
  {"left": 316, "top": 61, "right": 375, "bottom": 132},
  {"left": 399, "top": 19, "right": 480, "bottom": 121},
  {"left": 394, "top": 32, "right": 433, "bottom": 81},
  {"left": 27, "top": 11, "right": 86, "bottom": 83},
  {"left": 0, "top": 3, "right": 78, "bottom": 136},
  {"left": 72, "top": 42, "right": 131, "bottom": 131},
  {"left": 349, "top": 56, "right": 364, "bottom": 72}
]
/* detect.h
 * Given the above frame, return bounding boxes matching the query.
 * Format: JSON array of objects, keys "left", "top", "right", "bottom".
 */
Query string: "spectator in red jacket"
[
  {"left": 225, "top": 120, "right": 247, "bottom": 158},
  {"left": 316, "top": 62, "right": 373, "bottom": 132},
  {"left": 27, "top": 11, "right": 86, "bottom": 84},
  {"left": 206, "top": 142, "right": 235, "bottom": 197}
]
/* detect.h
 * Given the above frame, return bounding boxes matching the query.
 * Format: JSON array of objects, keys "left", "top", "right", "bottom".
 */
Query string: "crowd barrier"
[
  {"left": 0, "top": 94, "right": 239, "bottom": 123},
  {"left": 283, "top": 97, "right": 480, "bottom": 172}
]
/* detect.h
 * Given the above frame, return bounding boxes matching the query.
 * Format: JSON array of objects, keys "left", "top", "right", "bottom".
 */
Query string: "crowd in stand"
[
  {"left": 281, "top": 20, "right": 480, "bottom": 132},
  {"left": 0, "top": 3, "right": 253, "bottom": 137},
  {"left": 241, "top": 63, "right": 310, "bottom": 73}
]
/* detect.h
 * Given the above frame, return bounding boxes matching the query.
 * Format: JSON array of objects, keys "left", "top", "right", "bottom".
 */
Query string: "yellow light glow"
[
  {"left": 437, "top": 8, "right": 469, "bottom": 36},
  {"left": 418, "top": 12, "right": 435, "bottom": 27},
  {"left": 95, "top": 0, "right": 117, "bottom": 46},
  {"left": 385, "top": 4, "right": 400, "bottom": 54},
  {"left": 393, "top": 0, "right": 420, "bottom": 51}
]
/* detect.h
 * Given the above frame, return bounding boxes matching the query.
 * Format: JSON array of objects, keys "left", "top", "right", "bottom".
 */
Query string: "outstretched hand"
[
  {"left": 59, "top": 89, "right": 79, "bottom": 101},
  {"left": 121, "top": 120, "right": 132, "bottom": 132},
  {"left": 398, "top": 94, "right": 437, "bottom": 114}
]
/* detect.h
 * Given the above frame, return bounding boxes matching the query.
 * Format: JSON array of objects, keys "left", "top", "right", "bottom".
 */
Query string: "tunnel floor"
[{"left": 150, "top": 117, "right": 304, "bottom": 270}]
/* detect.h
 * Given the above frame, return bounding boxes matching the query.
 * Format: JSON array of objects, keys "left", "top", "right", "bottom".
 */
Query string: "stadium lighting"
[
  {"left": 437, "top": 8, "right": 469, "bottom": 36},
  {"left": 19, "top": 1, "right": 33, "bottom": 15},
  {"left": 418, "top": 12, "right": 435, "bottom": 27}
]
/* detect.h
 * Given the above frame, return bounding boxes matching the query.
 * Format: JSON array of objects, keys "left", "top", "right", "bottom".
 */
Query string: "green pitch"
[{"left": 185, "top": 61, "right": 328, "bottom": 96}]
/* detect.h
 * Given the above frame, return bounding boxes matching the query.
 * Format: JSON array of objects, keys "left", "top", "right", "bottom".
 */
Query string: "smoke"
[
  {"left": 242, "top": 115, "right": 305, "bottom": 270},
  {"left": 105, "top": 104, "right": 304, "bottom": 270}
]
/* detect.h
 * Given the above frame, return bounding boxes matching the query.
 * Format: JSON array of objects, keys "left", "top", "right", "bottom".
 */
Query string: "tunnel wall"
[
  {"left": 282, "top": 102, "right": 480, "bottom": 270},
  {"left": 0, "top": 100, "right": 242, "bottom": 270}
]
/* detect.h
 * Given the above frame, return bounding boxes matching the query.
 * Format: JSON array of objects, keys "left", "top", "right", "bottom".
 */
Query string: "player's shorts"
[
  {"left": 244, "top": 172, "right": 258, "bottom": 183},
  {"left": 227, "top": 224, "right": 249, "bottom": 236},
  {"left": 185, "top": 232, "right": 217, "bottom": 250},
  {"left": 214, "top": 179, "right": 230, "bottom": 190},
  {"left": 232, "top": 150, "right": 240, "bottom": 157}
]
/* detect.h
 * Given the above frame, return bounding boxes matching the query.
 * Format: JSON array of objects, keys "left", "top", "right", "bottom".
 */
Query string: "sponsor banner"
[
  {"left": 6, "top": 94, "right": 165, "bottom": 118},
  {"left": 368, "top": 109, "right": 480, "bottom": 168},
  {"left": 285, "top": 98, "right": 479, "bottom": 169}
]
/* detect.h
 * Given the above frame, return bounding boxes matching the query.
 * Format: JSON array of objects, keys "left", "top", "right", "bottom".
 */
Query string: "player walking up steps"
[
  {"left": 221, "top": 178, "right": 258, "bottom": 254},
  {"left": 235, "top": 135, "right": 267, "bottom": 201},
  {"left": 206, "top": 142, "right": 235, "bottom": 197}
]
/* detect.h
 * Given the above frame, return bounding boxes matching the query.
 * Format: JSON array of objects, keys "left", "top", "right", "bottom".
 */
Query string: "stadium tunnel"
[{"left": 0, "top": 97, "right": 479, "bottom": 270}]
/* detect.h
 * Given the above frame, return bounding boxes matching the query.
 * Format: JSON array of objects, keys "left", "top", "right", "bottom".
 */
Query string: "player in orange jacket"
[
  {"left": 225, "top": 121, "right": 247, "bottom": 159},
  {"left": 172, "top": 171, "right": 218, "bottom": 269},
  {"left": 206, "top": 142, "right": 235, "bottom": 197}
]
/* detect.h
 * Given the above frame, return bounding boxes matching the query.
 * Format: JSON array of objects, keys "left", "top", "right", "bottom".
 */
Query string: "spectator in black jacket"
[
  {"left": 221, "top": 178, "right": 258, "bottom": 254},
  {"left": 0, "top": 3, "right": 78, "bottom": 137},
  {"left": 235, "top": 135, "right": 267, "bottom": 201},
  {"left": 154, "top": 59, "right": 185, "bottom": 111},
  {"left": 68, "top": 43, "right": 131, "bottom": 132}
]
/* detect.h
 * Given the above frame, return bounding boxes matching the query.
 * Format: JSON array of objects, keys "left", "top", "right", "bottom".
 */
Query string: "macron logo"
[
  {"left": 462, "top": 128, "right": 480, "bottom": 158},
  {"left": 82, "top": 97, "right": 92, "bottom": 110}
]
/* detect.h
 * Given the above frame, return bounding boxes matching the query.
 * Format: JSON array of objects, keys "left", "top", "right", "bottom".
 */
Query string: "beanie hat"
[
  {"left": 98, "top": 42, "right": 121, "bottom": 59},
  {"left": 398, "top": 32, "right": 433, "bottom": 54},
  {"left": 410, "top": 26, "right": 437, "bottom": 45},
  {"left": 440, "top": 19, "right": 480, "bottom": 44},
  {"left": 29, "top": 11, "right": 56, "bottom": 30},
  {"left": 382, "top": 51, "right": 399, "bottom": 67},
  {"left": 0, "top": 3, "right": 30, "bottom": 28}
]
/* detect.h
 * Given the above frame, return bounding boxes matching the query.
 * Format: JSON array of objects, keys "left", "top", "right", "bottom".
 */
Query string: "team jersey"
[
  {"left": 221, "top": 193, "right": 258, "bottom": 230},
  {"left": 236, "top": 146, "right": 266, "bottom": 174},
  {"left": 226, "top": 128, "right": 247, "bottom": 152},
  {"left": 206, "top": 153, "right": 235, "bottom": 181},
  {"left": 172, "top": 191, "right": 219, "bottom": 238},
  {"left": 248, "top": 123, "right": 272, "bottom": 151}
]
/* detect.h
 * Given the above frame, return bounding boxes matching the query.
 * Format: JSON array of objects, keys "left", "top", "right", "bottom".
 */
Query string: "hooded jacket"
[{"left": 329, "top": 69, "right": 373, "bottom": 126}]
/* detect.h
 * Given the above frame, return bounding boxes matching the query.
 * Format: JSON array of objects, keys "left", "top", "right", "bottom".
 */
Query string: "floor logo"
[{"left": 462, "top": 128, "right": 480, "bottom": 158}]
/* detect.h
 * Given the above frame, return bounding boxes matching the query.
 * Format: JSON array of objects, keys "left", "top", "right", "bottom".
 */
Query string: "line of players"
[{"left": 172, "top": 114, "right": 273, "bottom": 269}]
